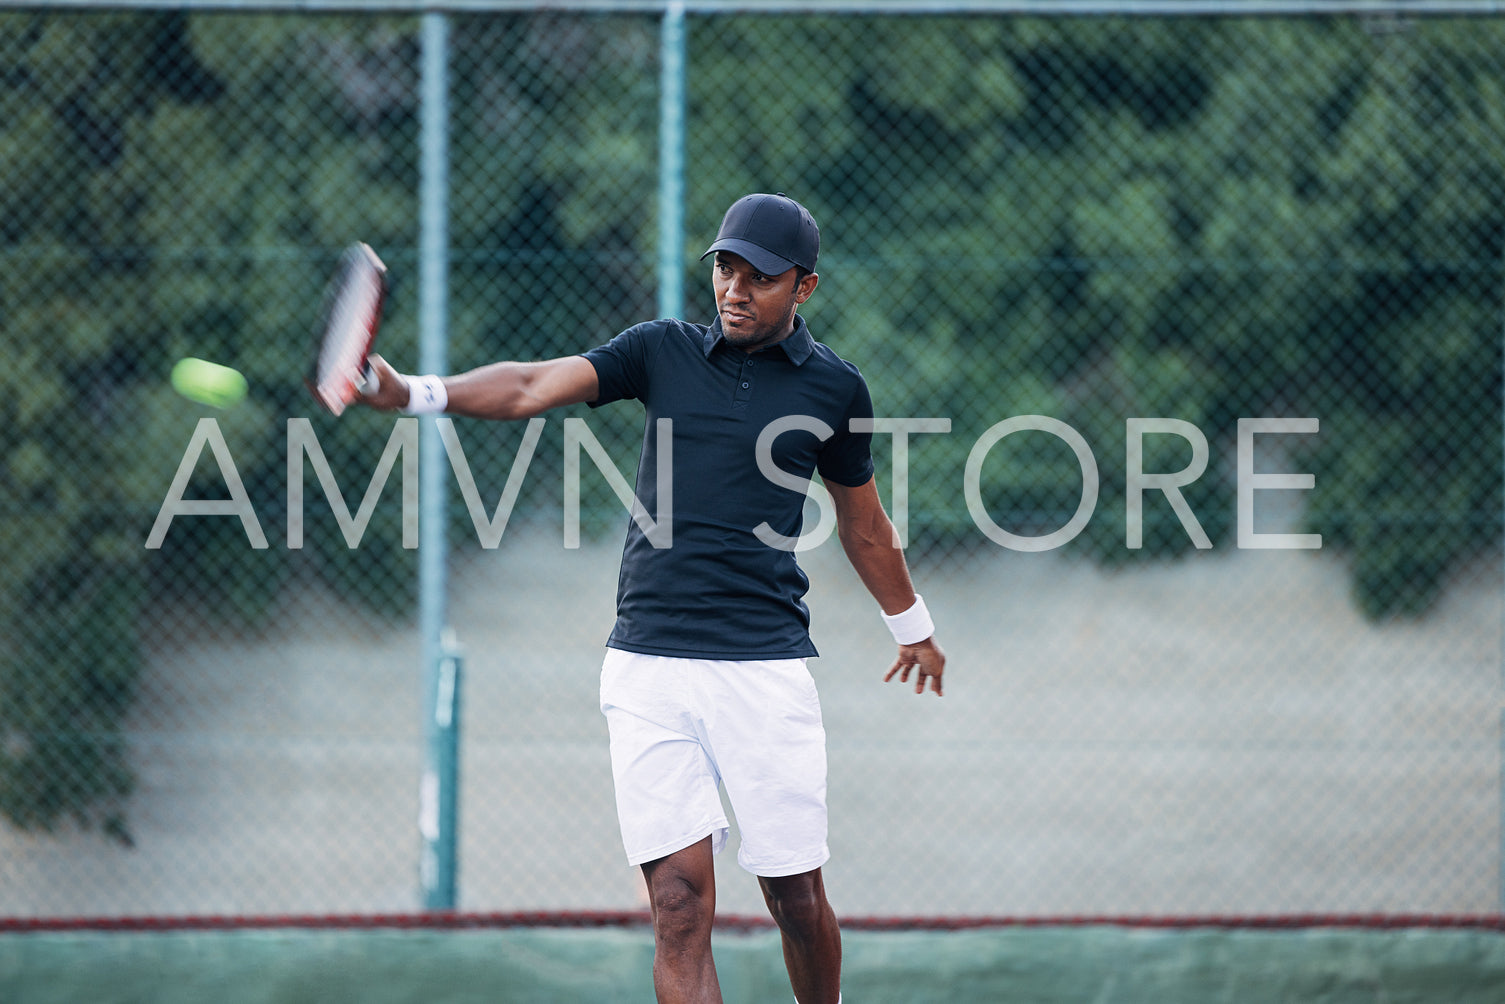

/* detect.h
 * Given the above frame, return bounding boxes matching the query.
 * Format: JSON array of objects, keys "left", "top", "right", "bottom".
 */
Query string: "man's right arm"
[{"left": 360, "top": 353, "right": 599, "bottom": 420}]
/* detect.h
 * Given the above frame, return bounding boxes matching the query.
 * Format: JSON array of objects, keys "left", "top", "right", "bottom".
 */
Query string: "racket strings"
[{"left": 311, "top": 243, "right": 387, "bottom": 415}]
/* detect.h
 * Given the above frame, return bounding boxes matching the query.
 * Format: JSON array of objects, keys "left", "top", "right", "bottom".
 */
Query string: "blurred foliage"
[{"left": 1, "top": 8, "right": 1502, "bottom": 836}]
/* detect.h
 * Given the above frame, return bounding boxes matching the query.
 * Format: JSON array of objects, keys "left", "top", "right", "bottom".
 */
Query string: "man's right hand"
[{"left": 355, "top": 354, "right": 410, "bottom": 412}]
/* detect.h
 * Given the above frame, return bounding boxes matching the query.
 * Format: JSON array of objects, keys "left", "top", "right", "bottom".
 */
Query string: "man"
[{"left": 360, "top": 193, "right": 945, "bottom": 1004}]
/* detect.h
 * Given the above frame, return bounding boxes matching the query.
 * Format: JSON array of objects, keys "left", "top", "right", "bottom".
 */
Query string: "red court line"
[
  {"left": 2, "top": 912, "right": 1504, "bottom": 933},
  {"left": 837, "top": 913, "right": 1505, "bottom": 932}
]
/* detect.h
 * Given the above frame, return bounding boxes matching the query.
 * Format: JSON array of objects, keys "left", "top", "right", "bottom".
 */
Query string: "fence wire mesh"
[{"left": 0, "top": 6, "right": 1501, "bottom": 920}]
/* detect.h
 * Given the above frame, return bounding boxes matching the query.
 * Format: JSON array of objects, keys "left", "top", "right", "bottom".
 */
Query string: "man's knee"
[
  {"left": 651, "top": 873, "right": 714, "bottom": 937},
  {"left": 644, "top": 846, "right": 717, "bottom": 947},
  {"left": 759, "top": 871, "right": 830, "bottom": 935}
]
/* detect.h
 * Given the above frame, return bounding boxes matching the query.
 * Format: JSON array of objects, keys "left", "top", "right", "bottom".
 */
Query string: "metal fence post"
[
  {"left": 417, "top": 9, "right": 456, "bottom": 912},
  {"left": 657, "top": 0, "right": 687, "bottom": 321}
]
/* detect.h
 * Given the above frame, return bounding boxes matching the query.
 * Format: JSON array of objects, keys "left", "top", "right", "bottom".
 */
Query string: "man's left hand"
[{"left": 885, "top": 637, "right": 945, "bottom": 697}]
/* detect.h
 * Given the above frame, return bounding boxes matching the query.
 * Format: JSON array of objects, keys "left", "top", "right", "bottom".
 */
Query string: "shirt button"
[{"left": 741, "top": 381, "right": 750, "bottom": 389}]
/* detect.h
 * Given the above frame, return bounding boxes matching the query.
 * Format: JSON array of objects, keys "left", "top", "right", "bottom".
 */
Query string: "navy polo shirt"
[{"left": 582, "top": 314, "right": 875, "bottom": 659}]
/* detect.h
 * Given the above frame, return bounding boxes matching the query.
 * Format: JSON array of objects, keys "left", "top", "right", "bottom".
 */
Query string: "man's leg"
[
  {"left": 642, "top": 836, "right": 721, "bottom": 1004},
  {"left": 758, "top": 867, "right": 841, "bottom": 1004}
]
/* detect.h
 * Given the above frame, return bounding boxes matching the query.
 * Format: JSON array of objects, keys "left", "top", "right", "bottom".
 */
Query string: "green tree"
[
  {"left": 0, "top": 10, "right": 424, "bottom": 840},
  {"left": 689, "top": 15, "right": 1503, "bottom": 612}
]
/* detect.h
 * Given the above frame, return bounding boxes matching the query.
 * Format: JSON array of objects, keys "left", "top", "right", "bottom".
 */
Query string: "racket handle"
[{"left": 357, "top": 362, "right": 379, "bottom": 396}]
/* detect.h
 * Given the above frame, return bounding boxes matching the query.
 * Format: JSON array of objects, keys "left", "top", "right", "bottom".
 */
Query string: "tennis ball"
[{"left": 171, "top": 357, "right": 248, "bottom": 409}]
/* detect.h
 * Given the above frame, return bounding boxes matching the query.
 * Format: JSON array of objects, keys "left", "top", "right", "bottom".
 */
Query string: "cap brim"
[{"left": 700, "top": 238, "right": 798, "bottom": 277}]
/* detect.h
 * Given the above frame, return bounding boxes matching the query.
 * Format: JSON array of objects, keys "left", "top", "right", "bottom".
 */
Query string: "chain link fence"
[{"left": 0, "top": 3, "right": 1501, "bottom": 921}]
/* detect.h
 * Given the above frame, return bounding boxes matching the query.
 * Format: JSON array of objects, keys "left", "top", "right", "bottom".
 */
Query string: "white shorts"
[{"left": 598, "top": 648, "right": 830, "bottom": 877}]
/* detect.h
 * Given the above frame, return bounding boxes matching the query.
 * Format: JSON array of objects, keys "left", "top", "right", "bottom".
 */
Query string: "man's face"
[{"left": 711, "top": 252, "right": 817, "bottom": 353}]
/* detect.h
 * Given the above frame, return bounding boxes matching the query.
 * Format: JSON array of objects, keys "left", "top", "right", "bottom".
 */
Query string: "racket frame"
[{"left": 307, "top": 242, "right": 388, "bottom": 416}]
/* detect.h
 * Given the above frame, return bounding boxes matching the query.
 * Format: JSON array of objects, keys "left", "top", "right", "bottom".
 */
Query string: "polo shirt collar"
[{"left": 704, "top": 314, "right": 815, "bottom": 365}]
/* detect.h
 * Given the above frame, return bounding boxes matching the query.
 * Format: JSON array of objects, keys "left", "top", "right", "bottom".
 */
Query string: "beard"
[{"left": 718, "top": 299, "right": 798, "bottom": 352}]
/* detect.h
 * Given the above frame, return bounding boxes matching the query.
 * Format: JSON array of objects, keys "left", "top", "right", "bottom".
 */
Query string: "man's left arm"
[{"left": 826, "top": 476, "right": 946, "bottom": 696}]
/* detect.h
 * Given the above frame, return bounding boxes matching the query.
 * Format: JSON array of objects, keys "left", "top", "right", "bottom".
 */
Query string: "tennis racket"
[{"left": 307, "top": 242, "right": 388, "bottom": 416}]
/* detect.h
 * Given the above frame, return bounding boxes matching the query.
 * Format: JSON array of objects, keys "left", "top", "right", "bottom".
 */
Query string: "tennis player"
[{"left": 361, "top": 192, "right": 945, "bottom": 1004}]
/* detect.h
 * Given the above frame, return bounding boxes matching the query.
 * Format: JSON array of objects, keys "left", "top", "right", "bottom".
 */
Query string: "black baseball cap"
[{"left": 700, "top": 193, "right": 819, "bottom": 276}]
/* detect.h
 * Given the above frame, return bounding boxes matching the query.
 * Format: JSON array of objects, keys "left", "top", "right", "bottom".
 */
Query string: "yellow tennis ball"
[{"left": 171, "top": 357, "right": 248, "bottom": 409}]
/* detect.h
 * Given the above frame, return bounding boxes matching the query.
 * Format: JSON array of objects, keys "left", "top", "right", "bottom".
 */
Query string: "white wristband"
[
  {"left": 881, "top": 594, "right": 934, "bottom": 646},
  {"left": 402, "top": 374, "right": 448, "bottom": 415}
]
